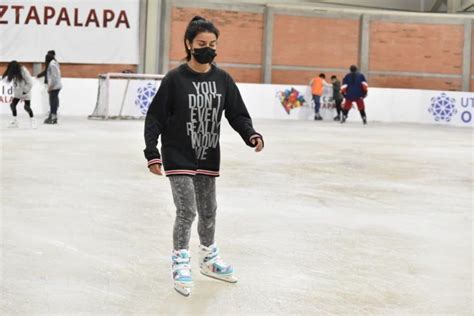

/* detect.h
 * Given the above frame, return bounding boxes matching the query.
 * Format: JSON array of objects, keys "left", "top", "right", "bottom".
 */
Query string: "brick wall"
[
  {"left": 369, "top": 22, "right": 463, "bottom": 74},
  {"left": 167, "top": 10, "right": 470, "bottom": 91},
  {"left": 270, "top": 14, "right": 359, "bottom": 85},
  {"left": 3, "top": 6, "right": 471, "bottom": 92},
  {"left": 272, "top": 69, "right": 347, "bottom": 85},
  {"left": 170, "top": 6, "right": 264, "bottom": 83},
  {"left": 272, "top": 15, "right": 359, "bottom": 69},
  {"left": 369, "top": 21, "right": 464, "bottom": 91},
  {"left": 370, "top": 75, "right": 462, "bottom": 91}
]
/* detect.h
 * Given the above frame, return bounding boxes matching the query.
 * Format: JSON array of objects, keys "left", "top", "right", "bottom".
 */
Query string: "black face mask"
[{"left": 191, "top": 47, "right": 217, "bottom": 64}]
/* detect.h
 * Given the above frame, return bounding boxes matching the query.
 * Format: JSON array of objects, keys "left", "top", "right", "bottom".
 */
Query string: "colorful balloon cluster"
[{"left": 277, "top": 87, "right": 306, "bottom": 114}]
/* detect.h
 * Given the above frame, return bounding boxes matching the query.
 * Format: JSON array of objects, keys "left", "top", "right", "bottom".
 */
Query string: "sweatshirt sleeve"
[
  {"left": 224, "top": 75, "right": 263, "bottom": 148},
  {"left": 22, "top": 67, "right": 33, "bottom": 93},
  {"left": 323, "top": 79, "right": 332, "bottom": 87},
  {"left": 37, "top": 69, "right": 46, "bottom": 78},
  {"left": 143, "top": 76, "right": 171, "bottom": 167},
  {"left": 47, "top": 63, "right": 61, "bottom": 89},
  {"left": 361, "top": 74, "right": 368, "bottom": 94}
]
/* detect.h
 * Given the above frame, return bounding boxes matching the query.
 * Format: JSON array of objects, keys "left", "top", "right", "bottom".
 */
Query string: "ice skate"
[
  {"left": 44, "top": 114, "right": 52, "bottom": 124},
  {"left": 171, "top": 249, "right": 193, "bottom": 297},
  {"left": 333, "top": 115, "right": 340, "bottom": 121},
  {"left": 362, "top": 117, "right": 367, "bottom": 125},
  {"left": 7, "top": 118, "right": 19, "bottom": 128},
  {"left": 44, "top": 114, "right": 58, "bottom": 125},
  {"left": 199, "top": 244, "right": 237, "bottom": 283},
  {"left": 341, "top": 115, "right": 347, "bottom": 124},
  {"left": 30, "top": 118, "right": 37, "bottom": 129}
]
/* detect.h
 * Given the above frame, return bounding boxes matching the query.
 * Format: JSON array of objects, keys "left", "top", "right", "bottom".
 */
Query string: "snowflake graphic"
[
  {"left": 429, "top": 93, "right": 457, "bottom": 122},
  {"left": 135, "top": 83, "right": 157, "bottom": 115}
]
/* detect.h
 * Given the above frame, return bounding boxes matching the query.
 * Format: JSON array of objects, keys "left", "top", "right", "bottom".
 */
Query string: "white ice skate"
[
  {"left": 30, "top": 118, "right": 37, "bottom": 129},
  {"left": 199, "top": 244, "right": 238, "bottom": 283},
  {"left": 171, "top": 249, "right": 193, "bottom": 297},
  {"left": 7, "top": 118, "right": 18, "bottom": 128}
]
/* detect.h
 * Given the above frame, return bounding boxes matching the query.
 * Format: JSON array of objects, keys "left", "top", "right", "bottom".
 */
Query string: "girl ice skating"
[
  {"left": 143, "top": 16, "right": 264, "bottom": 296},
  {"left": 44, "top": 53, "right": 62, "bottom": 125},
  {"left": 2, "top": 61, "right": 36, "bottom": 129}
]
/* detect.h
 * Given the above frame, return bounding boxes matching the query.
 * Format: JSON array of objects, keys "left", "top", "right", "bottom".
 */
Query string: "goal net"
[{"left": 88, "top": 73, "right": 165, "bottom": 120}]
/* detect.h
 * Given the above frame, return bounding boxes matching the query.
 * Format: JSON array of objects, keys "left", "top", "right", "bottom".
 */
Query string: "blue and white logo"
[
  {"left": 429, "top": 93, "right": 457, "bottom": 122},
  {"left": 135, "top": 83, "right": 157, "bottom": 115}
]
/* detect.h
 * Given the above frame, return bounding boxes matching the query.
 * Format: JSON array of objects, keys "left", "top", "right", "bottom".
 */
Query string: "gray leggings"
[{"left": 169, "top": 175, "right": 217, "bottom": 250}]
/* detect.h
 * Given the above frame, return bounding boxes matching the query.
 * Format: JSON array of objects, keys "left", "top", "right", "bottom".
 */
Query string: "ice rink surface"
[{"left": 1, "top": 115, "right": 472, "bottom": 315}]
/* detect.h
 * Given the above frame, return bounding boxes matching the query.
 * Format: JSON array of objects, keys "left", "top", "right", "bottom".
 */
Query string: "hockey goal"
[{"left": 88, "top": 72, "right": 165, "bottom": 120}]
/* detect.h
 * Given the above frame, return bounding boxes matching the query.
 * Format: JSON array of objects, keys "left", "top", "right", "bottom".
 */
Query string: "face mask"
[{"left": 191, "top": 47, "right": 217, "bottom": 64}]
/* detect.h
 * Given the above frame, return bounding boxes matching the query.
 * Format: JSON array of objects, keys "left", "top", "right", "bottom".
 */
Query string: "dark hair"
[
  {"left": 331, "top": 75, "right": 337, "bottom": 80},
  {"left": 184, "top": 16, "right": 220, "bottom": 61},
  {"left": 45, "top": 52, "right": 56, "bottom": 68},
  {"left": 350, "top": 65, "right": 358, "bottom": 84},
  {"left": 2, "top": 60, "right": 24, "bottom": 83},
  {"left": 319, "top": 73, "right": 326, "bottom": 78}
]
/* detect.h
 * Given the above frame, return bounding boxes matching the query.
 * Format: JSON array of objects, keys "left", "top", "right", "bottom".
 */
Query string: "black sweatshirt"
[{"left": 144, "top": 63, "right": 263, "bottom": 177}]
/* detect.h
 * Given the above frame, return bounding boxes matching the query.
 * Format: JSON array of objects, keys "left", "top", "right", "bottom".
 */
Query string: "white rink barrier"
[{"left": 1, "top": 78, "right": 473, "bottom": 127}]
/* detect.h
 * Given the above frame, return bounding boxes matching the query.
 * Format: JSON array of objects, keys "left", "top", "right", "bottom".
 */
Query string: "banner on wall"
[
  {"left": 264, "top": 84, "right": 335, "bottom": 120},
  {"left": 1, "top": 78, "right": 472, "bottom": 128},
  {"left": 0, "top": 0, "right": 140, "bottom": 64}
]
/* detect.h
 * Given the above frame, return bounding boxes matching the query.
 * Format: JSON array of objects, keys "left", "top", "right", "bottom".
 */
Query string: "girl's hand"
[
  {"left": 251, "top": 138, "right": 264, "bottom": 152},
  {"left": 148, "top": 164, "right": 163, "bottom": 176}
]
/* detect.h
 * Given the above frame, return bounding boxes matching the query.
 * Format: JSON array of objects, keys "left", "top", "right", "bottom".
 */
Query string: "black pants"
[
  {"left": 49, "top": 89, "right": 60, "bottom": 115},
  {"left": 11, "top": 98, "right": 34, "bottom": 118},
  {"left": 334, "top": 98, "right": 343, "bottom": 116}
]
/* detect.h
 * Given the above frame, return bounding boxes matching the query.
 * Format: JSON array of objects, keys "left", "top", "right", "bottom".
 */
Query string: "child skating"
[
  {"left": 143, "top": 16, "right": 264, "bottom": 296},
  {"left": 44, "top": 53, "right": 62, "bottom": 125},
  {"left": 2, "top": 61, "right": 36, "bottom": 129},
  {"left": 340, "top": 65, "right": 369, "bottom": 124}
]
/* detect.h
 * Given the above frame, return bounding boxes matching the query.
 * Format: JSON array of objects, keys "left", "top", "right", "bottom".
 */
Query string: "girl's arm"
[
  {"left": 143, "top": 76, "right": 172, "bottom": 168},
  {"left": 224, "top": 75, "right": 264, "bottom": 149}
]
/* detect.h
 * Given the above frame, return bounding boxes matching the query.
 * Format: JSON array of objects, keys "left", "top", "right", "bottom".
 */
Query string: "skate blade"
[
  {"left": 200, "top": 271, "right": 238, "bottom": 283},
  {"left": 174, "top": 284, "right": 192, "bottom": 297}
]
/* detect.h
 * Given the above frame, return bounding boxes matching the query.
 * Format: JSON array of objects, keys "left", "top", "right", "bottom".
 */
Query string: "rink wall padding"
[{"left": 0, "top": 78, "right": 473, "bottom": 127}]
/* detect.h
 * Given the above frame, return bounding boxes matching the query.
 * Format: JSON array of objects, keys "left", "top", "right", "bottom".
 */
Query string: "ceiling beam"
[
  {"left": 460, "top": 0, "right": 474, "bottom": 11},
  {"left": 447, "top": 0, "right": 462, "bottom": 12},
  {"left": 431, "top": 0, "right": 446, "bottom": 11}
]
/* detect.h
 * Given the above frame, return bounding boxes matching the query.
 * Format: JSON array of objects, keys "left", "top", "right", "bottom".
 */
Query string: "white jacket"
[
  {"left": 47, "top": 60, "right": 62, "bottom": 91},
  {"left": 12, "top": 66, "right": 33, "bottom": 100}
]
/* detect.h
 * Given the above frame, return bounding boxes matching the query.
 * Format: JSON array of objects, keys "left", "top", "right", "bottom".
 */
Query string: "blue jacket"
[{"left": 341, "top": 72, "right": 368, "bottom": 100}]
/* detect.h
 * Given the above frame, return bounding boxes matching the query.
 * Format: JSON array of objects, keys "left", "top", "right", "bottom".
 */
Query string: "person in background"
[
  {"left": 44, "top": 53, "right": 62, "bottom": 124},
  {"left": 2, "top": 61, "right": 36, "bottom": 129},
  {"left": 341, "top": 65, "right": 368, "bottom": 125},
  {"left": 310, "top": 73, "right": 332, "bottom": 120},
  {"left": 331, "top": 75, "right": 343, "bottom": 121},
  {"left": 36, "top": 50, "right": 56, "bottom": 84}
]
